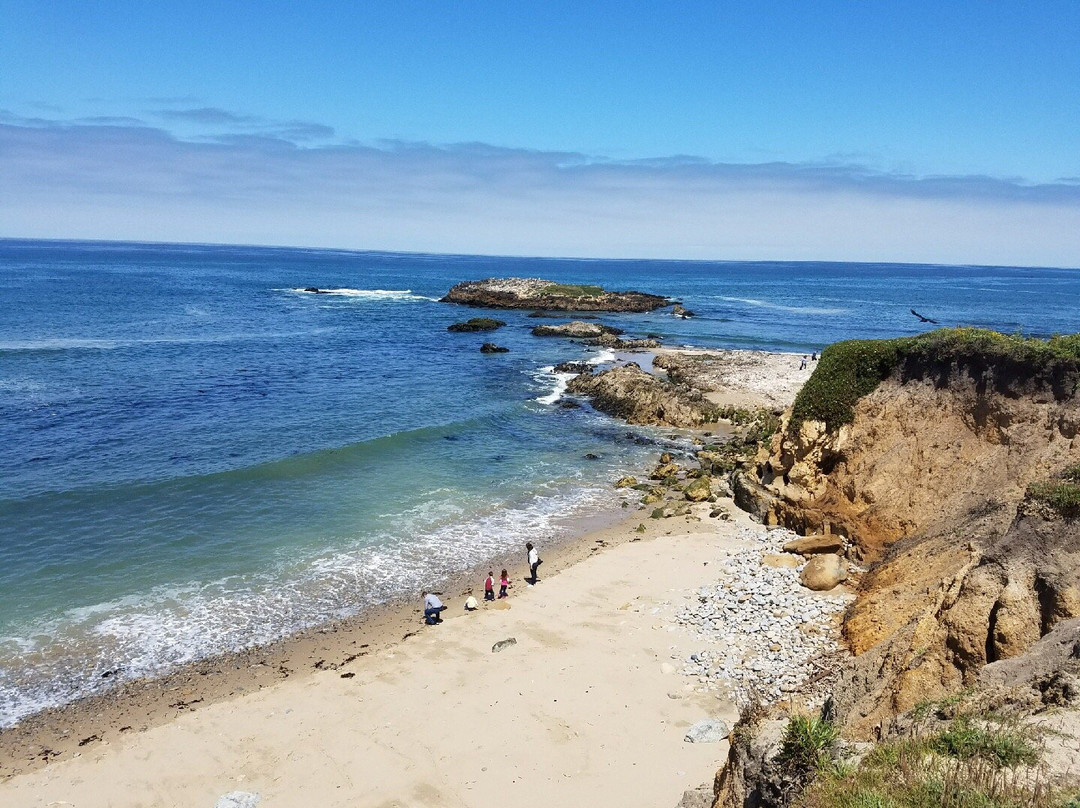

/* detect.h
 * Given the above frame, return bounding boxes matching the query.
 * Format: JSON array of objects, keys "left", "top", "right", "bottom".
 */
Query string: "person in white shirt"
[
  {"left": 423, "top": 591, "right": 446, "bottom": 624},
  {"left": 526, "top": 542, "right": 542, "bottom": 584}
]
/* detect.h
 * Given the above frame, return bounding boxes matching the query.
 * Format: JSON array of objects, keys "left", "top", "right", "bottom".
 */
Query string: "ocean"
[{"left": 1, "top": 239, "right": 1077, "bottom": 726}]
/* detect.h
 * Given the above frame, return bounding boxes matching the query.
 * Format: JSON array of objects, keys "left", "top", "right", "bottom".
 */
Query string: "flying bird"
[{"left": 910, "top": 309, "right": 939, "bottom": 324}]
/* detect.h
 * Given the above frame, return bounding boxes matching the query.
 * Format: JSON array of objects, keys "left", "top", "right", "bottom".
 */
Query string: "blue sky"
[{"left": 1, "top": 1, "right": 1078, "bottom": 265}]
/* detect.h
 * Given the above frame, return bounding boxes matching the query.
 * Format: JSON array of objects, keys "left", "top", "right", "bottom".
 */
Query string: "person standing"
[
  {"left": 526, "top": 542, "right": 542, "bottom": 584},
  {"left": 499, "top": 569, "right": 510, "bottom": 598},
  {"left": 484, "top": 571, "right": 496, "bottom": 601}
]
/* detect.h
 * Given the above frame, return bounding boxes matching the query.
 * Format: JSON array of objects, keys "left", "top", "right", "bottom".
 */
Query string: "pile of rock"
[{"left": 672, "top": 526, "right": 852, "bottom": 704}]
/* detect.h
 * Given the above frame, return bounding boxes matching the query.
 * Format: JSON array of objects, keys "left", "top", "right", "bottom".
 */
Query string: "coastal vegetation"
[
  {"left": 1027, "top": 464, "right": 1080, "bottom": 518},
  {"left": 791, "top": 328, "right": 1080, "bottom": 431},
  {"left": 800, "top": 710, "right": 1070, "bottom": 808},
  {"left": 539, "top": 282, "right": 604, "bottom": 298}
]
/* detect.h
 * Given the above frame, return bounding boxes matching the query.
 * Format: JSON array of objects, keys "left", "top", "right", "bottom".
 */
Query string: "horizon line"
[{"left": 3, "top": 235, "right": 1078, "bottom": 273}]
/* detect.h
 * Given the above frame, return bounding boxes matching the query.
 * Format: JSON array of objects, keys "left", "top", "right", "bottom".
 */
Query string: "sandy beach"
[{"left": 0, "top": 503, "right": 770, "bottom": 807}]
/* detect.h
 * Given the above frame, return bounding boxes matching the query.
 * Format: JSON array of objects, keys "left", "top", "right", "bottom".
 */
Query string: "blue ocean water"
[{"left": 1, "top": 239, "right": 1078, "bottom": 725}]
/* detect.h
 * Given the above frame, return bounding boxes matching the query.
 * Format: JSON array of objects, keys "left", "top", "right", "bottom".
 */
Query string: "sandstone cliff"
[{"left": 734, "top": 329, "right": 1080, "bottom": 736}]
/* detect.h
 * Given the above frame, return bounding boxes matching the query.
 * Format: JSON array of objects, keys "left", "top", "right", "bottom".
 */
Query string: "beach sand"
[{"left": 0, "top": 503, "right": 764, "bottom": 807}]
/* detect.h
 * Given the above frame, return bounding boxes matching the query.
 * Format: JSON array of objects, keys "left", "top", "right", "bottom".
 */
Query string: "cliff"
[
  {"left": 713, "top": 329, "right": 1080, "bottom": 807},
  {"left": 734, "top": 328, "right": 1080, "bottom": 734}
]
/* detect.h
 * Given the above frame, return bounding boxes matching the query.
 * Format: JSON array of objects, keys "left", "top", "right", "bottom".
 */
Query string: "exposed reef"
[
  {"left": 441, "top": 278, "right": 670, "bottom": 312},
  {"left": 447, "top": 317, "right": 506, "bottom": 332}
]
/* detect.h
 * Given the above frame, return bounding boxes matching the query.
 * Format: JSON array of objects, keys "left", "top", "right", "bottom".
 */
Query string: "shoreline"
[{"left": 0, "top": 488, "right": 651, "bottom": 780}]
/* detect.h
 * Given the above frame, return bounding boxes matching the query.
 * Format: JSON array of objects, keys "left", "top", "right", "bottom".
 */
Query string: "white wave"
[
  {"left": 287, "top": 287, "right": 437, "bottom": 302},
  {"left": 0, "top": 329, "right": 337, "bottom": 353},
  {"left": 0, "top": 337, "right": 122, "bottom": 351},
  {"left": 586, "top": 348, "right": 617, "bottom": 365},
  {"left": 530, "top": 347, "right": 618, "bottom": 405},
  {"left": 717, "top": 296, "right": 847, "bottom": 316},
  {"left": 535, "top": 370, "right": 577, "bottom": 405}
]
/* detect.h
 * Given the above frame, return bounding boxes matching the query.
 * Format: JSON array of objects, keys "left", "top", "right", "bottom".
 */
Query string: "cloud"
[
  {"left": 152, "top": 106, "right": 259, "bottom": 125},
  {"left": 0, "top": 117, "right": 1077, "bottom": 266}
]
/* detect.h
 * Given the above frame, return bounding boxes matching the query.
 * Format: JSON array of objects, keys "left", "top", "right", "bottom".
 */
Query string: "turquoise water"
[{"left": 1, "top": 239, "right": 1078, "bottom": 725}]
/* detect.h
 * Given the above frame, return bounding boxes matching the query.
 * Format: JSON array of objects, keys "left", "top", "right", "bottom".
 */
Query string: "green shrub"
[
  {"left": 777, "top": 715, "right": 839, "bottom": 772},
  {"left": 1028, "top": 481, "right": 1080, "bottom": 518},
  {"left": 790, "top": 328, "right": 1080, "bottom": 432},
  {"left": 802, "top": 713, "right": 1069, "bottom": 808},
  {"left": 930, "top": 718, "right": 1039, "bottom": 767}
]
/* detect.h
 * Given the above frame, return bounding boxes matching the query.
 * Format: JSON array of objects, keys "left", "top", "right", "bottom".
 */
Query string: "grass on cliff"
[
  {"left": 539, "top": 283, "right": 605, "bottom": 298},
  {"left": 1027, "top": 463, "right": 1080, "bottom": 518},
  {"left": 801, "top": 713, "right": 1074, "bottom": 808},
  {"left": 778, "top": 715, "right": 840, "bottom": 773},
  {"left": 791, "top": 328, "right": 1080, "bottom": 432}
]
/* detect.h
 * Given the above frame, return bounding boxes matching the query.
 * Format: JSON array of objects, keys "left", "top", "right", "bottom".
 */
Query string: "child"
[
  {"left": 484, "top": 571, "right": 496, "bottom": 601},
  {"left": 498, "top": 569, "right": 510, "bottom": 598}
]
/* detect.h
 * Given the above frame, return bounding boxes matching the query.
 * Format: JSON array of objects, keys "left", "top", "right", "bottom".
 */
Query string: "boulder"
[
  {"left": 650, "top": 462, "right": 680, "bottom": 479},
  {"left": 614, "top": 476, "right": 638, "bottom": 488},
  {"left": 782, "top": 534, "right": 843, "bottom": 556},
  {"left": 448, "top": 317, "right": 506, "bottom": 332},
  {"left": 492, "top": 638, "right": 517, "bottom": 653},
  {"left": 762, "top": 553, "right": 801, "bottom": 569},
  {"left": 684, "top": 475, "right": 714, "bottom": 502},
  {"left": 800, "top": 554, "right": 848, "bottom": 591},
  {"left": 215, "top": 794, "right": 261, "bottom": 808},
  {"left": 479, "top": 343, "right": 509, "bottom": 353},
  {"left": 684, "top": 718, "right": 729, "bottom": 743}
]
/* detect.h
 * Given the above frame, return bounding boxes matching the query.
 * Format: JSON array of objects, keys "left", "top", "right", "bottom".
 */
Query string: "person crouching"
[{"left": 423, "top": 591, "right": 446, "bottom": 625}]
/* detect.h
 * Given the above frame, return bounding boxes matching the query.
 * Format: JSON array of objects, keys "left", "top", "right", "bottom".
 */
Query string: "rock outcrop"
[
  {"left": 442, "top": 278, "right": 670, "bottom": 312},
  {"left": 586, "top": 333, "right": 661, "bottom": 349},
  {"left": 479, "top": 343, "right": 509, "bottom": 353},
  {"left": 565, "top": 364, "right": 715, "bottom": 427}
]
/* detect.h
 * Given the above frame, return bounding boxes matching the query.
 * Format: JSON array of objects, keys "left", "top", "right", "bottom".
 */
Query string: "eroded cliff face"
[
  {"left": 737, "top": 358, "right": 1080, "bottom": 736},
  {"left": 750, "top": 366, "right": 1080, "bottom": 560}
]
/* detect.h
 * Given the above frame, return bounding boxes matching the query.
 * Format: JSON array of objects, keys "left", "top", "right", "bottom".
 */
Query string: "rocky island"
[{"left": 441, "top": 277, "right": 671, "bottom": 312}]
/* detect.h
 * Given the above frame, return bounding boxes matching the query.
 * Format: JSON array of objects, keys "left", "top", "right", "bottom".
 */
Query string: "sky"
[{"left": 1, "top": 1, "right": 1078, "bottom": 265}]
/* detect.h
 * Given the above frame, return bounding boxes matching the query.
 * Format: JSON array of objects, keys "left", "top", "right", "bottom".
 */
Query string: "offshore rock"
[
  {"left": 442, "top": 277, "right": 670, "bottom": 312},
  {"left": 448, "top": 317, "right": 506, "bottom": 332},
  {"left": 586, "top": 333, "right": 661, "bottom": 349},
  {"left": 531, "top": 321, "right": 623, "bottom": 338},
  {"left": 553, "top": 361, "right": 592, "bottom": 374},
  {"left": 479, "top": 343, "right": 509, "bottom": 353}
]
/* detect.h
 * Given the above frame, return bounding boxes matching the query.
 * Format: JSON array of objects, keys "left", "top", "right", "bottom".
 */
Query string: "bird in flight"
[{"left": 910, "top": 309, "right": 939, "bottom": 324}]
